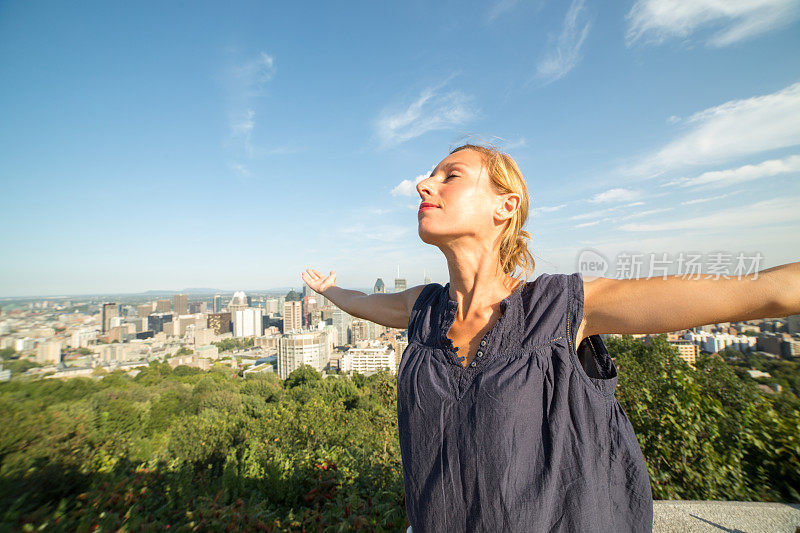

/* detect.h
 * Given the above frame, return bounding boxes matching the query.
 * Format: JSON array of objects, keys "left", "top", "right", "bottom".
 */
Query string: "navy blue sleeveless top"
[{"left": 397, "top": 272, "right": 653, "bottom": 532}]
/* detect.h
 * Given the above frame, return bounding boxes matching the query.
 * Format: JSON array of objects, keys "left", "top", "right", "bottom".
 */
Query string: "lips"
[{"left": 419, "top": 202, "right": 439, "bottom": 211}]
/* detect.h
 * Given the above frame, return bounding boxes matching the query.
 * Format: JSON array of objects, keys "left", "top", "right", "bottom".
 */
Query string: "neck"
[{"left": 441, "top": 240, "right": 520, "bottom": 316}]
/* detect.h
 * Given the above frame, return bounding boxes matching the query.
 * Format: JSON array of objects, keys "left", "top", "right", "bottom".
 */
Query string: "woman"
[{"left": 302, "top": 143, "right": 799, "bottom": 532}]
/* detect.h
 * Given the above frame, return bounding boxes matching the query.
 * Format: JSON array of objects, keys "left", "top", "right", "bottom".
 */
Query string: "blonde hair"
[{"left": 449, "top": 142, "right": 535, "bottom": 281}]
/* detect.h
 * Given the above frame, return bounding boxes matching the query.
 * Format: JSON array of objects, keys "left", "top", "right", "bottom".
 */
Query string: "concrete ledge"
[{"left": 654, "top": 500, "right": 800, "bottom": 532}]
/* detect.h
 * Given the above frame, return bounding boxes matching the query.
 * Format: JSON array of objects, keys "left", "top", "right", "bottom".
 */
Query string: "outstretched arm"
[
  {"left": 577, "top": 261, "right": 800, "bottom": 344},
  {"left": 302, "top": 268, "right": 426, "bottom": 329}
]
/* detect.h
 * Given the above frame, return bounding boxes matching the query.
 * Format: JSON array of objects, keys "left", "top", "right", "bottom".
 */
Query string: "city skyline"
[
  {"left": 0, "top": 278, "right": 418, "bottom": 300},
  {"left": 2, "top": 1, "right": 799, "bottom": 297}
]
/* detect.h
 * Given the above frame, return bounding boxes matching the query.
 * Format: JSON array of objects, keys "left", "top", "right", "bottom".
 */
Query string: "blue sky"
[{"left": 1, "top": 0, "right": 799, "bottom": 297}]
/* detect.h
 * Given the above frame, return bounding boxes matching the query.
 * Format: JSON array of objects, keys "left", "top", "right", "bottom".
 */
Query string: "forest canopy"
[{"left": 1, "top": 334, "right": 798, "bottom": 531}]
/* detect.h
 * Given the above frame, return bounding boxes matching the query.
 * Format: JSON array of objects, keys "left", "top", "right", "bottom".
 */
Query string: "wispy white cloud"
[
  {"left": 535, "top": 0, "right": 592, "bottom": 85},
  {"left": 619, "top": 195, "right": 800, "bottom": 231},
  {"left": 338, "top": 223, "right": 410, "bottom": 242},
  {"left": 392, "top": 168, "right": 434, "bottom": 197},
  {"left": 225, "top": 51, "right": 276, "bottom": 160},
  {"left": 375, "top": 81, "right": 476, "bottom": 147},
  {"left": 488, "top": 0, "right": 522, "bottom": 22},
  {"left": 264, "top": 145, "right": 303, "bottom": 155},
  {"left": 681, "top": 190, "right": 743, "bottom": 205},
  {"left": 626, "top": 0, "right": 800, "bottom": 47},
  {"left": 534, "top": 203, "right": 567, "bottom": 215},
  {"left": 229, "top": 162, "right": 250, "bottom": 177},
  {"left": 589, "top": 187, "right": 641, "bottom": 203},
  {"left": 664, "top": 154, "right": 800, "bottom": 188},
  {"left": 618, "top": 207, "right": 673, "bottom": 220},
  {"left": 501, "top": 136, "right": 528, "bottom": 150},
  {"left": 571, "top": 206, "right": 672, "bottom": 228},
  {"left": 569, "top": 200, "right": 654, "bottom": 222},
  {"left": 232, "top": 52, "right": 275, "bottom": 96},
  {"left": 230, "top": 109, "right": 256, "bottom": 155},
  {"left": 629, "top": 81, "right": 800, "bottom": 178},
  {"left": 575, "top": 220, "right": 601, "bottom": 228}
]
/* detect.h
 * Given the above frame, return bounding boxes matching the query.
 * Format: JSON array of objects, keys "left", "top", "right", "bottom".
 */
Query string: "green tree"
[
  {"left": 285, "top": 365, "right": 322, "bottom": 389},
  {"left": 0, "top": 347, "right": 16, "bottom": 359}
]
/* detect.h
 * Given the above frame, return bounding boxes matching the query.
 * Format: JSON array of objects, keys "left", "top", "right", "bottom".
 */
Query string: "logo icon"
[{"left": 576, "top": 248, "right": 609, "bottom": 277}]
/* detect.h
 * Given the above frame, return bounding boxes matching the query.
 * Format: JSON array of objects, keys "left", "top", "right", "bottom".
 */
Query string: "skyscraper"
[
  {"left": 394, "top": 278, "right": 407, "bottom": 293},
  {"left": 188, "top": 301, "right": 206, "bottom": 314},
  {"left": 148, "top": 313, "right": 172, "bottom": 334},
  {"left": 394, "top": 266, "right": 406, "bottom": 293},
  {"left": 332, "top": 308, "right": 352, "bottom": 346},
  {"left": 374, "top": 278, "right": 386, "bottom": 293},
  {"left": 173, "top": 294, "right": 188, "bottom": 316},
  {"left": 277, "top": 331, "right": 330, "bottom": 380},
  {"left": 101, "top": 303, "right": 121, "bottom": 334},
  {"left": 207, "top": 312, "right": 232, "bottom": 334},
  {"left": 283, "top": 300, "right": 303, "bottom": 333},
  {"left": 156, "top": 299, "right": 171, "bottom": 313},
  {"left": 229, "top": 291, "right": 249, "bottom": 314},
  {"left": 233, "top": 308, "right": 264, "bottom": 338},
  {"left": 213, "top": 294, "right": 222, "bottom": 313}
]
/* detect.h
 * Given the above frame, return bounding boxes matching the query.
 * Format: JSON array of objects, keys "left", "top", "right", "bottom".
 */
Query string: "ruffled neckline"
[{"left": 438, "top": 278, "right": 527, "bottom": 366}]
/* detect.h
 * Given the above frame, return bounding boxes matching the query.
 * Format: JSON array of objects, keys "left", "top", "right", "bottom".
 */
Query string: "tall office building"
[
  {"left": 302, "top": 295, "right": 317, "bottom": 326},
  {"left": 147, "top": 313, "right": 172, "bottom": 334},
  {"left": 277, "top": 331, "right": 331, "bottom": 380},
  {"left": 101, "top": 303, "right": 121, "bottom": 334},
  {"left": 207, "top": 312, "right": 232, "bottom": 334},
  {"left": 394, "top": 278, "right": 407, "bottom": 293},
  {"left": 229, "top": 291, "right": 249, "bottom": 315},
  {"left": 374, "top": 278, "right": 386, "bottom": 293},
  {"left": 156, "top": 299, "right": 171, "bottom": 313},
  {"left": 332, "top": 308, "right": 352, "bottom": 346},
  {"left": 233, "top": 308, "right": 264, "bottom": 338},
  {"left": 213, "top": 294, "right": 222, "bottom": 313},
  {"left": 264, "top": 297, "right": 280, "bottom": 315},
  {"left": 394, "top": 265, "right": 407, "bottom": 293},
  {"left": 188, "top": 301, "right": 206, "bottom": 314},
  {"left": 173, "top": 294, "right": 188, "bottom": 316},
  {"left": 283, "top": 300, "right": 303, "bottom": 333},
  {"left": 351, "top": 319, "right": 375, "bottom": 344},
  {"left": 137, "top": 303, "right": 153, "bottom": 318},
  {"left": 37, "top": 340, "right": 63, "bottom": 364}
]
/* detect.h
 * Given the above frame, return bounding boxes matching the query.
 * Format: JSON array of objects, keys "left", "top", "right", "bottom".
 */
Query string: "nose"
[{"left": 416, "top": 175, "right": 434, "bottom": 199}]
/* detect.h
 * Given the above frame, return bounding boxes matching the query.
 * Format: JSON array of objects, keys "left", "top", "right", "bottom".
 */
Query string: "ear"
[{"left": 495, "top": 193, "right": 521, "bottom": 222}]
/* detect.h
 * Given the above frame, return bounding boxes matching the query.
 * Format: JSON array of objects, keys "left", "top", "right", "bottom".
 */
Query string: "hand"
[{"left": 302, "top": 268, "right": 336, "bottom": 295}]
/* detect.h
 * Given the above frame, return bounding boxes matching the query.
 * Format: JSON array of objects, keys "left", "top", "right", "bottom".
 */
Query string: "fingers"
[{"left": 302, "top": 268, "right": 333, "bottom": 282}]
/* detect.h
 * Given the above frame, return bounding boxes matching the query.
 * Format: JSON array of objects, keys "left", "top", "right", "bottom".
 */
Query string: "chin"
[
  {"left": 418, "top": 224, "right": 453, "bottom": 247},
  {"left": 418, "top": 226, "right": 440, "bottom": 246}
]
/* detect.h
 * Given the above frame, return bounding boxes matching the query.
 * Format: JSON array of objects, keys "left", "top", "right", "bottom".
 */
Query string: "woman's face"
[{"left": 416, "top": 148, "right": 506, "bottom": 247}]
